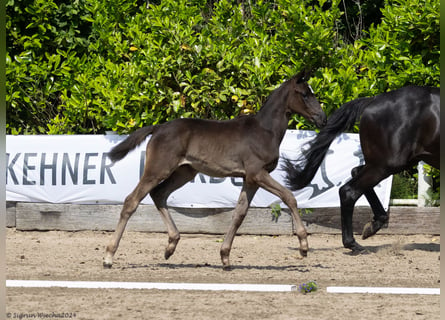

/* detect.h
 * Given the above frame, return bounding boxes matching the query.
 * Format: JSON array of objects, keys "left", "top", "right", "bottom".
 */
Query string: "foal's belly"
[{"left": 180, "top": 156, "right": 246, "bottom": 178}]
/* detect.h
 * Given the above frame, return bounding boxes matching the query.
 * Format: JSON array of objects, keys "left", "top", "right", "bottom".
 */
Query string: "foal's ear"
[
  {"left": 294, "top": 69, "right": 312, "bottom": 83},
  {"left": 294, "top": 70, "right": 306, "bottom": 83}
]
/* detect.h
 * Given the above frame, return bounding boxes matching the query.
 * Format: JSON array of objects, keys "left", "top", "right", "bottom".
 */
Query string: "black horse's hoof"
[
  {"left": 344, "top": 240, "right": 366, "bottom": 254},
  {"left": 362, "top": 218, "right": 388, "bottom": 240},
  {"left": 362, "top": 221, "right": 376, "bottom": 239},
  {"left": 349, "top": 248, "right": 370, "bottom": 256}
]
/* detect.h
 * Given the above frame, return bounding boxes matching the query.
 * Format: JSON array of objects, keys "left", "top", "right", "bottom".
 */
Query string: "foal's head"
[{"left": 285, "top": 71, "right": 326, "bottom": 128}]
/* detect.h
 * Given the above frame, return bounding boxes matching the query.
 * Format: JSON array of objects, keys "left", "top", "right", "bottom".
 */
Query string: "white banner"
[{"left": 6, "top": 131, "right": 392, "bottom": 209}]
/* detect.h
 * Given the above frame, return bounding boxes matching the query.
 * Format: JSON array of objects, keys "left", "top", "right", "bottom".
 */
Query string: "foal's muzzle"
[{"left": 313, "top": 113, "right": 327, "bottom": 128}]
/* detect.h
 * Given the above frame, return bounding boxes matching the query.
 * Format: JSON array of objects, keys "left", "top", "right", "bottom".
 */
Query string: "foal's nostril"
[{"left": 315, "top": 114, "right": 327, "bottom": 128}]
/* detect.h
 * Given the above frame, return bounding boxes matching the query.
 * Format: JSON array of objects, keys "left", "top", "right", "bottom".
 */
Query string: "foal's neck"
[{"left": 255, "top": 88, "right": 290, "bottom": 142}]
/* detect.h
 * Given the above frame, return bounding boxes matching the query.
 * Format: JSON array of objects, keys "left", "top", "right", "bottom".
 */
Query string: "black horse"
[
  {"left": 104, "top": 71, "right": 326, "bottom": 270},
  {"left": 283, "top": 85, "right": 440, "bottom": 252}
]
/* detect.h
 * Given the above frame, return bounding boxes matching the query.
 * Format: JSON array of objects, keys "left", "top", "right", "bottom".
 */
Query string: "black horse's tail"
[
  {"left": 283, "top": 97, "right": 373, "bottom": 191},
  {"left": 108, "top": 126, "right": 156, "bottom": 162}
]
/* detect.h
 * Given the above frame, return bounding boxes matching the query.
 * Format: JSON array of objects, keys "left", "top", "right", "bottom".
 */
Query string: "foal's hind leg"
[
  {"left": 220, "top": 182, "right": 258, "bottom": 270},
  {"left": 350, "top": 166, "right": 389, "bottom": 239},
  {"left": 150, "top": 165, "right": 198, "bottom": 260},
  {"left": 103, "top": 175, "right": 163, "bottom": 268},
  {"left": 104, "top": 146, "right": 181, "bottom": 268}
]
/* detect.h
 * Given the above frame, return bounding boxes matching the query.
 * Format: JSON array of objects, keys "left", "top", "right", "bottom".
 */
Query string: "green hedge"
[{"left": 6, "top": 0, "right": 439, "bottom": 134}]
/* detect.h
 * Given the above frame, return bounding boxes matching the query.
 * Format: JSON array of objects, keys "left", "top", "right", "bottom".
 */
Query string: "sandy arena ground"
[{"left": 6, "top": 229, "right": 440, "bottom": 320}]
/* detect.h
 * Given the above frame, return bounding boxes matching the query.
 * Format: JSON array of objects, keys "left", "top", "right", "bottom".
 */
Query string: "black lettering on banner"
[
  {"left": 23, "top": 153, "right": 37, "bottom": 185},
  {"left": 6, "top": 153, "right": 20, "bottom": 185},
  {"left": 306, "top": 149, "right": 335, "bottom": 199},
  {"left": 101, "top": 152, "right": 116, "bottom": 184},
  {"left": 62, "top": 153, "right": 80, "bottom": 185},
  {"left": 209, "top": 177, "right": 225, "bottom": 183},
  {"left": 190, "top": 173, "right": 209, "bottom": 183},
  {"left": 83, "top": 153, "right": 98, "bottom": 185},
  {"left": 40, "top": 153, "right": 58, "bottom": 185},
  {"left": 305, "top": 144, "right": 365, "bottom": 200},
  {"left": 353, "top": 146, "right": 365, "bottom": 166},
  {"left": 230, "top": 177, "right": 243, "bottom": 187},
  {"left": 198, "top": 174, "right": 206, "bottom": 183}
]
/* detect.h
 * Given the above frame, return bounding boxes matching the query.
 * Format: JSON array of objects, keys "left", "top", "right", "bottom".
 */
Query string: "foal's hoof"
[
  {"left": 164, "top": 250, "right": 173, "bottom": 260},
  {"left": 103, "top": 255, "right": 113, "bottom": 269},
  {"left": 164, "top": 238, "right": 180, "bottom": 260},
  {"left": 220, "top": 254, "right": 231, "bottom": 271},
  {"left": 164, "top": 247, "right": 176, "bottom": 260},
  {"left": 222, "top": 265, "right": 233, "bottom": 272}
]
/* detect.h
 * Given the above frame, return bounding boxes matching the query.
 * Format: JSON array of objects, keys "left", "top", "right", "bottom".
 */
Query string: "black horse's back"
[{"left": 358, "top": 86, "right": 440, "bottom": 169}]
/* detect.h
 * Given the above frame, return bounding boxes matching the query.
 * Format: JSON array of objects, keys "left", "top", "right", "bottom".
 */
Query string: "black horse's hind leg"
[
  {"left": 350, "top": 166, "right": 389, "bottom": 239},
  {"left": 361, "top": 188, "right": 389, "bottom": 239},
  {"left": 339, "top": 165, "right": 389, "bottom": 253}
]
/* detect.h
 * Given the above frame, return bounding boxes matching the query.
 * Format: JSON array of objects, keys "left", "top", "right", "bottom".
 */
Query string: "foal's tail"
[
  {"left": 282, "top": 97, "right": 373, "bottom": 190},
  {"left": 108, "top": 126, "right": 155, "bottom": 162}
]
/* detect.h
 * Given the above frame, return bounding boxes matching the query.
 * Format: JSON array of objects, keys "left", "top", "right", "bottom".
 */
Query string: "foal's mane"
[{"left": 259, "top": 73, "right": 303, "bottom": 110}]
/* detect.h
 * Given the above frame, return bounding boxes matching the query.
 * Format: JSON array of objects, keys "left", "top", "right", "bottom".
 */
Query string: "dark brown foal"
[{"left": 104, "top": 71, "right": 326, "bottom": 270}]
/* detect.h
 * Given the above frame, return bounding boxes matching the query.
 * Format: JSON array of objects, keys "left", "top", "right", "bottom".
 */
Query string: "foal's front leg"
[
  {"left": 252, "top": 170, "right": 309, "bottom": 257},
  {"left": 220, "top": 183, "right": 258, "bottom": 270}
]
